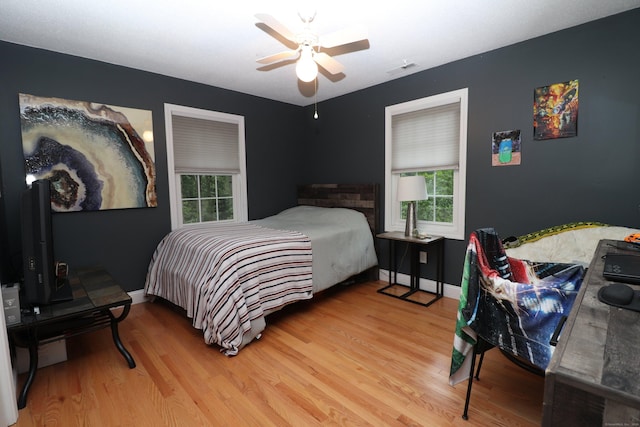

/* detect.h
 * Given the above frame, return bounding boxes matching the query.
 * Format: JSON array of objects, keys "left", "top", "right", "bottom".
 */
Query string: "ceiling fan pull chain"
[{"left": 314, "top": 77, "right": 319, "bottom": 119}]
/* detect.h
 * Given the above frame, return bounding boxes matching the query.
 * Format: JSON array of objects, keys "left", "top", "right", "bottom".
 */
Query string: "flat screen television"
[{"left": 20, "top": 179, "right": 71, "bottom": 306}]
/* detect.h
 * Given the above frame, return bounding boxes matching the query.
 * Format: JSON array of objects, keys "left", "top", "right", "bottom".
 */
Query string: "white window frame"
[
  {"left": 164, "top": 103, "right": 247, "bottom": 230},
  {"left": 384, "top": 88, "right": 468, "bottom": 240}
]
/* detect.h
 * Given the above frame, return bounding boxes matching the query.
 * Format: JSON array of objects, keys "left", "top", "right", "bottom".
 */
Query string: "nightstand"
[{"left": 376, "top": 231, "right": 444, "bottom": 307}]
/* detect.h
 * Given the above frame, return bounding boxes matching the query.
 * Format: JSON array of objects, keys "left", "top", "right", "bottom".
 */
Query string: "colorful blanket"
[{"left": 449, "top": 228, "right": 584, "bottom": 385}]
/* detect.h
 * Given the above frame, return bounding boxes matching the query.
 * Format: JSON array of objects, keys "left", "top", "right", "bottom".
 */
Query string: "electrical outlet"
[{"left": 420, "top": 251, "right": 427, "bottom": 263}]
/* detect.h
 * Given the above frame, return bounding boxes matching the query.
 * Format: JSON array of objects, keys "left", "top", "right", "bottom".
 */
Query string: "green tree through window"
[
  {"left": 400, "top": 170, "right": 454, "bottom": 224},
  {"left": 181, "top": 174, "right": 234, "bottom": 224}
]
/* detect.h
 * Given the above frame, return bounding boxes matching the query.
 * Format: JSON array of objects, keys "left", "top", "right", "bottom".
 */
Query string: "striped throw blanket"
[{"left": 145, "top": 223, "right": 313, "bottom": 355}]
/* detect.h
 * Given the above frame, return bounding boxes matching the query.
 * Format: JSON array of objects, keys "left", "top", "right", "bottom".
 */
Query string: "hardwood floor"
[{"left": 13, "top": 281, "right": 544, "bottom": 426}]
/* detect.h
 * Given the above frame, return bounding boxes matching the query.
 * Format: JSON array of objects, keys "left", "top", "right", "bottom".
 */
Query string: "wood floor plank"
[{"left": 12, "top": 280, "right": 544, "bottom": 426}]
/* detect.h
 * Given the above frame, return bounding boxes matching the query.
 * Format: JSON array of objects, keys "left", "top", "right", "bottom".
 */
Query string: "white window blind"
[
  {"left": 172, "top": 115, "right": 239, "bottom": 174},
  {"left": 391, "top": 102, "right": 460, "bottom": 173}
]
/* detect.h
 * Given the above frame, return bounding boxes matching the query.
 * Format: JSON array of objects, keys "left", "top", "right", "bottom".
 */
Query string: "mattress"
[{"left": 253, "top": 205, "right": 378, "bottom": 292}]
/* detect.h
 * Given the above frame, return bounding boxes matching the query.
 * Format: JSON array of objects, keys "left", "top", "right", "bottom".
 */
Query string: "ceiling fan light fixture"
[
  {"left": 256, "top": 12, "right": 367, "bottom": 83},
  {"left": 296, "top": 47, "right": 318, "bottom": 82}
]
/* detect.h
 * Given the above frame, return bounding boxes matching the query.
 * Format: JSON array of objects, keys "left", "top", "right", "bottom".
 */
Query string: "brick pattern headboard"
[{"left": 297, "top": 183, "right": 379, "bottom": 234}]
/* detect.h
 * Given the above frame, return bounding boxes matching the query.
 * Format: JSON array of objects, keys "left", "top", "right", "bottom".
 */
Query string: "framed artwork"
[
  {"left": 492, "top": 129, "right": 521, "bottom": 166},
  {"left": 533, "top": 79, "right": 579, "bottom": 140},
  {"left": 19, "top": 94, "right": 157, "bottom": 212}
]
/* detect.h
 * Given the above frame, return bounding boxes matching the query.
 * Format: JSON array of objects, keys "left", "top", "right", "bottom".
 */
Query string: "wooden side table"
[
  {"left": 376, "top": 231, "right": 444, "bottom": 307},
  {"left": 7, "top": 267, "right": 136, "bottom": 409}
]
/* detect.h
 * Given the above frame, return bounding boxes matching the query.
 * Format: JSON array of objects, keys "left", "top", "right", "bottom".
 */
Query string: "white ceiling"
[{"left": 1, "top": 0, "right": 639, "bottom": 106}]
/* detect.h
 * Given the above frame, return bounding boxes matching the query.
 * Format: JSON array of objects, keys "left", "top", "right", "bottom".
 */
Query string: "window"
[
  {"left": 180, "top": 174, "right": 233, "bottom": 224},
  {"left": 165, "top": 104, "right": 247, "bottom": 229},
  {"left": 384, "top": 88, "right": 468, "bottom": 240}
]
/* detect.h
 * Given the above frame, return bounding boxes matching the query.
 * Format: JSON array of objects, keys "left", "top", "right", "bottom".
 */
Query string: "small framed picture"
[{"left": 492, "top": 130, "right": 521, "bottom": 166}]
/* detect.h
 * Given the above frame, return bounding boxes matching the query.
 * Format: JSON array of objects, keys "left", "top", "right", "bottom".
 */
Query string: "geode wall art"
[{"left": 19, "top": 94, "right": 157, "bottom": 212}]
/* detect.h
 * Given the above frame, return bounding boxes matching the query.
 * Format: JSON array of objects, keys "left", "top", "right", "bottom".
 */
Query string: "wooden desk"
[
  {"left": 543, "top": 239, "right": 640, "bottom": 425},
  {"left": 376, "top": 231, "right": 444, "bottom": 307},
  {"left": 8, "top": 267, "right": 136, "bottom": 409}
]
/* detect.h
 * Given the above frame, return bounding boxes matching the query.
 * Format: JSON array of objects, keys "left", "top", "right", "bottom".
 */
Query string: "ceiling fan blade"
[
  {"left": 255, "top": 13, "right": 298, "bottom": 43},
  {"left": 256, "top": 50, "right": 299, "bottom": 64},
  {"left": 319, "top": 25, "right": 368, "bottom": 48},
  {"left": 314, "top": 52, "right": 344, "bottom": 75}
]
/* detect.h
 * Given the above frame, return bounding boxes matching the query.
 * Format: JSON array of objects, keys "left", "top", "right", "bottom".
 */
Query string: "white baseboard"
[
  {"left": 378, "top": 269, "right": 461, "bottom": 300},
  {"left": 128, "top": 289, "right": 151, "bottom": 305}
]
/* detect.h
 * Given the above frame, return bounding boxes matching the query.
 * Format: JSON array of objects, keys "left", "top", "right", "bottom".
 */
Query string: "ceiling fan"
[{"left": 255, "top": 11, "right": 368, "bottom": 82}]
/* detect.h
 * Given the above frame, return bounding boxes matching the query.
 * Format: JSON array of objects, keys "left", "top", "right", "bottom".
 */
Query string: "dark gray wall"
[
  {"left": 0, "top": 41, "right": 306, "bottom": 291},
  {"left": 0, "top": 9, "right": 638, "bottom": 291},
  {"left": 303, "top": 9, "right": 640, "bottom": 285}
]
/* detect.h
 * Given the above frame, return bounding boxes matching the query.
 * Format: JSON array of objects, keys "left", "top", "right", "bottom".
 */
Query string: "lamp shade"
[{"left": 397, "top": 175, "right": 428, "bottom": 201}]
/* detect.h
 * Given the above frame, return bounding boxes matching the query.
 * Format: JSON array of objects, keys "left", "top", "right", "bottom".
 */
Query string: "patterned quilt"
[
  {"left": 144, "top": 223, "right": 313, "bottom": 355},
  {"left": 449, "top": 228, "right": 584, "bottom": 385}
]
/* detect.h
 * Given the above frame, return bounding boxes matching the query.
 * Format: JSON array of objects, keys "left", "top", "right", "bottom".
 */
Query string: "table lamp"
[{"left": 397, "top": 175, "right": 428, "bottom": 237}]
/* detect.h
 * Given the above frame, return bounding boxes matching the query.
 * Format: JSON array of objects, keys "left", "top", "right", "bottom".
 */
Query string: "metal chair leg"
[
  {"left": 462, "top": 344, "right": 479, "bottom": 420},
  {"left": 474, "top": 348, "right": 486, "bottom": 380}
]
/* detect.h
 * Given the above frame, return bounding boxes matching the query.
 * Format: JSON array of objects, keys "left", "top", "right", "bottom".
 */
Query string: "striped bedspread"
[{"left": 144, "top": 223, "right": 313, "bottom": 355}]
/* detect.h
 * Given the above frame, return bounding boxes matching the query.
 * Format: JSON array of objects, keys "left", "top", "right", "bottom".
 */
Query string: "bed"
[{"left": 144, "top": 184, "right": 379, "bottom": 355}]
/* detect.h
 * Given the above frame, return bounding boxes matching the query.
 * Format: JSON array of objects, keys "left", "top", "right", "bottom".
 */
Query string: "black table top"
[{"left": 8, "top": 267, "right": 131, "bottom": 330}]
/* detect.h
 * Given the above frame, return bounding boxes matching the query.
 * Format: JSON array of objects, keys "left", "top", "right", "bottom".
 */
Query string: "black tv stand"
[{"left": 49, "top": 278, "right": 73, "bottom": 303}]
